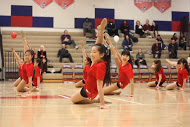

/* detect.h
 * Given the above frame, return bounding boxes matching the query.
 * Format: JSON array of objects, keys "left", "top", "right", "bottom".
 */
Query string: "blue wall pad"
[
  {"left": 154, "top": 21, "right": 171, "bottom": 31},
  {"left": 172, "top": 11, "right": 189, "bottom": 21},
  {"left": 95, "top": 8, "right": 114, "bottom": 19},
  {"left": 0, "top": 16, "right": 11, "bottom": 26},
  {"left": 11, "top": 5, "right": 32, "bottom": 16},
  {"left": 33, "top": 17, "right": 53, "bottom": 27},
  {"left": 75, "top": 18, "right": 95, "bottom": 28},
  {"left": 115, "top": 19, "right": 134, "bottom": 30}
]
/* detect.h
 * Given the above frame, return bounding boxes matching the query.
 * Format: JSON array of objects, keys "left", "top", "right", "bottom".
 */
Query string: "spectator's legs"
[
  {"left": 141, "top": 60, "right": 147, "bottom": 65},
  {"left": 155, "top": 31, "right": 158, "bottom": 38},
  {"left": 90, "top": 29, "right": 96, "bottom": 38},
  {"left": 83, "top": 28, "right": 87, "bottom": 36},
  {"left": 65, "top": 53, "right": 74, "bottom": 62},
  {"left": 129, "top": 47, "right": 132, "bottom": 51},
  {"left": 158, "top": 53, "right": 161, "bottom": 58},
  {"left": 62, "top": 41, "right": 66, "bottom": 44},
  {"left": 107, "top": 29, "right": 112, "bottom": 36},
  {"left": 59, "top": 54, "right": 63, "bottom": 62},
  {"left": 115, "top": 29, "right": 119, "bottom": 36},
  {"left": 68, "top": 40, "right": 76, "bottom": 48},
  {"left": 135, "top": 60, "right": 140, "bottom": 67}
]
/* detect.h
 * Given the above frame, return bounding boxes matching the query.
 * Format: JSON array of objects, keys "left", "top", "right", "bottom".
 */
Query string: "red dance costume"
[
  {"left": 22, "top": 62, "right": 34, "bottom": 84},
  {"left": 177, "top": 68, "right": 188, "bottom": 88},
  {"left": 19, "top": 65, "right": 23, "bottom": 79},
  {"left": 155, "top": 66, "right": 166, "bottom": 82},
  {"left": 33, "top": 66, "right": 42, "bottom": 87},
  {"left": 83, "top": 64, "right": 91, "bottom": 80},
  {"left": 118, "top": 61, "right": 133, "bottom": 89},
  {"left": 84, "top": 61, "right": 107, "bottom": 100}
]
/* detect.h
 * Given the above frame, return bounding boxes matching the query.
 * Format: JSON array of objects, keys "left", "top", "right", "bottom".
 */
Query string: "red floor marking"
[{"left": 0, "top": 95, "right": 71, "bottom": 99}]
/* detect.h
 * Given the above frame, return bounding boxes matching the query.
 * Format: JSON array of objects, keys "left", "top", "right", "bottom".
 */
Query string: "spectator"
[
  {"left": 83, "top": 18, "right": 96, "bottom": 39},
  {"left": 61, "top": 30, "right": 78, "bottom": 50},
  {"left": 152, "top": 40, "right": 162, "bottom": 58},
  {"left": 135, "top": 20, "right": 144, "bottom": 38},
  {"left": 168, "top": 38, "right": 178, "bottom": 58},
  {"left": 171, "top": 33, "right": 178, "bottom": 42},
  {"left": 57, "top": 44, "right": 74, "bottom": 63},
  {"left": 42, "top": 57, "right": 47, "bottom": 73},
  {"left": 179, "top": 33, "right": 187, "bottom": 50},
  {"left": 37, "top": 45, "right": 47, "bottom": 60},
  {"left": 151, "top": 21, "right": 158, "bottom": 38},
  {"left": 156, "top": 34, "right": 166, "bottom": 50},
  {"left": 122, "top": 35, "right": 133, "bottom": 51},
  {"left": 143, "top": 19, "right": 151, "bottom": 37},
  {"left": 106, "top": 19, "right": 119, "bottom": 36},
  {"left": 135, "top": 49, "right": 147, "bottom": 68},
  {"left": 120, "top": 20, "right": 130, "bottom": 35}
]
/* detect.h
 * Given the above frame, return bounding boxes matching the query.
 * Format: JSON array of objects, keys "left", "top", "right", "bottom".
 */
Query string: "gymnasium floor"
[{"left": 0, "top": 81, "right": 190, "bottom": 127}]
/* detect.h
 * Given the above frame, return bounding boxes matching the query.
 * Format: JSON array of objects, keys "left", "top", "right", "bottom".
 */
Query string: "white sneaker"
[{"left": 75, "top": 46, "right": 78, "bottom": 50}]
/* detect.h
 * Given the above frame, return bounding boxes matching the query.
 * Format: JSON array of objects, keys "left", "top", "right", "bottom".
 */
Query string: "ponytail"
[{"left": 153, "top": 60, "right": 161, "bottom": 72}]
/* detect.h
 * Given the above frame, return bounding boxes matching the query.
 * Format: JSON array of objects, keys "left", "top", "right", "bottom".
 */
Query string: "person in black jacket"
[
  {"left": 168, "top": 38, "right": 178, "bottom": 58},
  {"left": 179, "top": 33, "right": 187, "bottom": 50},
  {"left": 57, "top": 44, "right": 74, "bottom": 63},
  {"left": 106, "top": 19, "right": 119, "bottom": 36},
  {"left": 135, "top": 20, "right": 144, "bottom": 38},
  {"left": 152, "top": 40, "right": 162, "bottom": 58},
  {"left": 120, "top": 20, "right": 130, "bottom": 35},
  {"left": 151, "top": 21, "right": 158, "bottom": 38},
  {"left": 37, "top": 45, "right": 47, "bottom": 60}
]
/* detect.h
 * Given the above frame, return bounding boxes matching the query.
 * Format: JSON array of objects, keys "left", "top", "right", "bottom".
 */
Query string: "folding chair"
[
  {"left": 133, "top": 64, "right": 141, "bottom": 82},
  {"left": 73, "top": 64, "right": 84, "bottom": 82},
  {"left": 139, "top": 65, "right": 151, "bottom": 82},
  {"left": 170, "top": 65, "right": 178, "bottom": 82},
  {"left": 62, "top": 64, "right": 74, "bottom": 82},
  {"left": 110, "top": 64, "right": 118, "bottom": 82},
  {"left": 162, "top": 65, "right": 171, "bottom": 82}
]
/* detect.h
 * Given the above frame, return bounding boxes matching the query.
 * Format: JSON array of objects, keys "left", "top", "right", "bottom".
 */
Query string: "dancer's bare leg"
[
  {"left": 104, "top": 84, "right": 121, "bottom": 95},
  {"left": 96, "top": 18, "right": 107, "bottom": 44},
  {"left": 147, "top": 81, "right": 156, "bottom": 87},
  {"left": 166, "top": 82, "right": 178, "bottom": 90},
  {"left": 17, "top": 80, "right": 29, "bottom": 92},
  {"left": 13, "top": 77, "right": 22, "bottom": 87},
  {"left": 75, "top": 80, "right": 84, "bottom": 88}
]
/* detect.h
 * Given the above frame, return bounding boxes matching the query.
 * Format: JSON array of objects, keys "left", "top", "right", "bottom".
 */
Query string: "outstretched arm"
[
  {"left": 81, "top": 40, "right": 88, "bottom": 66},
  {"left": 21, "top": 30, "right": 30, "bottom": 52},
  {"left": 11, "top": 48, "right": 21, "bottom": 67},
  {"left": 95, "top": 18, "right": 107, "bottom": 44},
  {"left": 104, "top": 33, "right": 120, "bottom": 73},
  {"left": 166, "top": 59, "right": 179, "bottom": 70}
]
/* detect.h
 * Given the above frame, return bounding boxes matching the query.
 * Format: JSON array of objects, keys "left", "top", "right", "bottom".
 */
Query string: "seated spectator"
[
  {"left": 151, "top": 21, "right": 158, "bottom": 38},
  {"left": 37, "top": 45, "right": 47, "bottom": 60},
  {"left": 143, "top": 19, "right": 151, "bottom": 37},
  {"left": 57, "top": 44, "right": 74, "bottom": 63},
  {"left": 120, "top": 20, "right": 130, "bottom": 35},
  {"left": 122, "top": 35, "right": 133, "bottom": 51},
  {"left": 106, "top": 19, "right": 119, "bottom": 36},
  {"left": 61, "top": 30, "right": 78, "bottom": 50},
  {"left": 42, "top": 57, "right": 47, "bottom": 73},
  {"left": 179, "top": 33, "right": 187, "bottom": 50},
  {"left": 135, "top": 20, "right": 144, "bottom": 38},
  {"left": 156, "top": 34, "right": 166, "bottom": 50},
  {"left": 135, "top": 49, "right": 147, "bottom": 68},
  {"left": 168, "top": 38, "right": 178, "bottom": 58},
  {"left": 83, "top": 18, "right": 96, "bottom": 39},
  {"left": 152, "top": 40, "right": 162, "bottom": 58},
  {"left": 171, "top": 33, "right": 178, "bottom": 42}
]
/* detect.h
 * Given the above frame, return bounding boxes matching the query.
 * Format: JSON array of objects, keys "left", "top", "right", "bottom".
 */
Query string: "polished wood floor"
[{"left": 0, "top": 81, "right": 190, "bottom": 127}]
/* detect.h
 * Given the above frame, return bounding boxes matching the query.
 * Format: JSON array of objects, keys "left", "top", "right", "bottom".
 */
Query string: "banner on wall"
[
  {"left": 55, "top": 0, "right": 74, "bottom": 9},
  {"left": 154, "top": 0, "right": 171, "bottom": 13},
  {"left": 134, "top": 0, "right": 171, "bottom": 13},
  {"left": 134, "top": 0, "right": 153, "bottom": 12},
  {"left": 34, "top": 0, "right": 53, "bottom": 8}
]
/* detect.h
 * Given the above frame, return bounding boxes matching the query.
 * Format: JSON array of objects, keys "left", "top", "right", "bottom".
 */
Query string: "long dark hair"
[
  {"left": 121, "top": 50, "right": 133, "bottom": 68},
  {"left": 153, "top": 60, "right": 161, "bottom": 72},
  {"left": 34, "top": 58, "right": 42, "bottom": 69},
  {"left": 94, "top": 44, "right": 111, "bottom": 86},
  {"left": 86, "top": 57, "right": 92, "bottom": 64},
  {"left": 25, "top": 49, "right": 34, "bottom": 64},
  {"left": 178, "top": 58, "right": 189, "bottom": 72}
]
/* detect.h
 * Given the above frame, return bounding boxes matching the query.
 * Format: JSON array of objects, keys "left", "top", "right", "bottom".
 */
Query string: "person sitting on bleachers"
[
  {"left": 37, "top": 45, "right": 47, "bottom": 60},
  {"left": 156, "top": 34, "right": 166, "bottom": 50},
  {"left": 83, "top": 17, "right": 96, "bottom": 39},
  {"left": 168, "top": 38, "right": 178, "bottom": 59},
  {"left": 152, "top": 40, "right": 162, "bottom": 58},
  {"left": 171, "top": 33, "right": 178, "bottom": 42},
  {"left": 151, "top": 21, "right": 158, "bottom": 38},
  {"left": 120, "top": 20, "right": 130, "bottom": 35},
  {"left": 122, "top": 35, "right": 133, "bottom": 51},
  {"left": 143, "top": 19, "right": 151, "bottom": 37},
  {"left": 57, "top": 44, "right": 74, "bottom": 63},
  {"left": 135, "top": 49, "right": 147, "bottom": 68},
  {"left": 179, "top": 33, "right": 187, "bottom": 50},
  {"left": 135, "top": 20, "right": 144, "bottom": 38},
  {"left": 61, "top": 30, "right": 78, "bottom": 50},
  {"left": 106, "top": 19, "right": 119, "bottom": 36}
]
